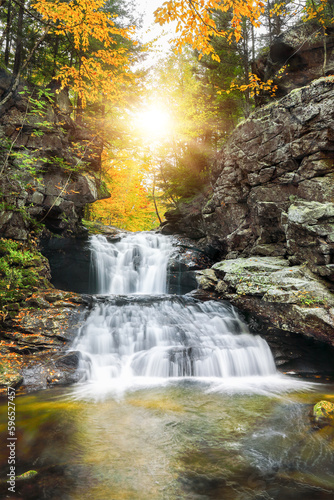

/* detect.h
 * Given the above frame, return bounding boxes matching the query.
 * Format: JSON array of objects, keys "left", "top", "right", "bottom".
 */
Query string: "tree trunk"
[
  {"left": 242, "top": 26, "right": 251, "bottom": 117},
  {"left": 4, "top": 0, "right": 13, "bottom": 66},
  {"left": 13, "top": 0, "right": 24, "bottom": 76},
  {"left": 323, "top": 28, "right": 327, "bottom": 76},
  {"left": 53, "top": 37, "right": 59, "bottom": 77}
]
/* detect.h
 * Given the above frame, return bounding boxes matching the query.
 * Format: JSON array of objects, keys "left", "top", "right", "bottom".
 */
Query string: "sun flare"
[{"left": 135, "top": 106, "right": 171, "bottom": 139}]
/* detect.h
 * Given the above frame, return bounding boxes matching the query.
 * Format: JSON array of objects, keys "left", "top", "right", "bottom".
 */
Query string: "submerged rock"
[
  {"left": 313, "top": 400, "right": 334, "bottom": 424},
  {"left": 16, "top": 470, "right": 38, "bottom": 481}
]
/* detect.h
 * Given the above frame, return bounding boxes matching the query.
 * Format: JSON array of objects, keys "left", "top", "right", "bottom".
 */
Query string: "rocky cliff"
[
  {"left": 0, "top": 73, "right": 111, "bottom": 392},
  {"left": 163, "top": 77, "right": 334, "bottom": 348},
  {"left": 0, "top": 70, "right": 109, "bottom": 240},
  {"left": 253, "top": 23, "right": 334, "bottom": 104}
]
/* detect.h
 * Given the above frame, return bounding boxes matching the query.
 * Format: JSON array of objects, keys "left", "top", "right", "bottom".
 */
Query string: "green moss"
[
  {"left": 97, "top": 179, "right": 110, "bottom": 199},
  {"left": 313, "top": 400, "right": 334, "bottom": 421},
  {"left": 16, "top": 470, "right": 38, "bottom": 481},
  {"left": 0, "top": 238, "right": 51, "bottom": 312},
  {"left": 81, "top": 219, "right": 105, "bottom": 234},
  {"left": 81, "top": 219, "right": 121, "bottom": 235}
]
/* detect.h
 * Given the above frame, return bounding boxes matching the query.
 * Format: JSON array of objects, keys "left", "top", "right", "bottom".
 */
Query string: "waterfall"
[
  {"left": 89, "top": 233, "right": 173, "bottom": 294},
  {"left": 73, "top": 233, "right": 277, "bottom": 388}
]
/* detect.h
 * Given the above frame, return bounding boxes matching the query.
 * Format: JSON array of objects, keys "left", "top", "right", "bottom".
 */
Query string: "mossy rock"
[
  {"left": 313, "top": 400, "right": 334, "bottom": 423},
  {"left": 0, "top": 373, "right": 23, "bottom": 388}
]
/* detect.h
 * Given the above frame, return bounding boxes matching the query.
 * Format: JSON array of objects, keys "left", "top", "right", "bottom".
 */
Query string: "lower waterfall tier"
[{"left": 73, "top": 296, "right": 277, "bottom": 381}]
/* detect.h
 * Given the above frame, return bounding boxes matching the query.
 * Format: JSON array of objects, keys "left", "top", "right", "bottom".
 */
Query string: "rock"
[
  {"left": 196, "top": 256, "right": 334, "bottom": 346},
  {"left": 0, "top": 72, "right": 108, "bottom": 239},
  {"left": 196, "top": 269, "right": 219, "bottom": 290},
  {"left": 40, "top": 236, "right": 92, "bottom": 293},
  {"left": 25, "top": 296, "right": 51, "bottom": 309},
  {"left": 163, "top": 79, "right": 334, "bottom": 290},
  {"left": 0, "top": 373, "right": 23, "bottom": 389},
  {"left": 253, "top": 22, "right": 334, "bottom": 104},
  {"left": 55, "top": 351, "right": 80, "bottom": 368},
  {"left": 16, "top": 470, "right": 38, "bottom": 481},
  {"left": 0, "top": 289, "right": 88, "bottom": 395},
  {"left": 313, "top": 400, "right": 334, "bottom": 424}
]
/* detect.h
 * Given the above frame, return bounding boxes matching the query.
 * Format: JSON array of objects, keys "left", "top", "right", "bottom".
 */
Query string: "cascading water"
[
  {"left": 73, "top": 233, "right": 277, "bottom": 389},
  {"left": 89, "top": 233, "right": 172, "bottom": 294}
]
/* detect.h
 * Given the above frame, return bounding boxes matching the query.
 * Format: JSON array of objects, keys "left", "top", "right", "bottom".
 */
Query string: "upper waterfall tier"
[{"left": 89, "top": 233, "right": 173, "bottom": 295}]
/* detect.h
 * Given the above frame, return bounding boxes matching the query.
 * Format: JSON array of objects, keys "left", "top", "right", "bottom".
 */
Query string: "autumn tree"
[
  {"left": 154, "top": 0, "right": 334, "bottom": 100},
  {"left": 0, "top": 0, "right": 140, "bottom": 110},
  {"left": 139, "top": 51, "right": 220, "bottom": 206},
  {"left": 89, "top": 148, "right": 165, "bottom": 231}
]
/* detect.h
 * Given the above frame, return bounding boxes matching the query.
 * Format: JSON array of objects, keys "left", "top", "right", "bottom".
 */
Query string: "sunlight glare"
[{"left": 135, "top": 107, "right": 171, "bottom": 139}]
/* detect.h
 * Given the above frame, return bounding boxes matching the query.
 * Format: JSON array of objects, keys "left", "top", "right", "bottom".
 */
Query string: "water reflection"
[{"left": 0, "top": 384, "right": 333, "bottom": 499}]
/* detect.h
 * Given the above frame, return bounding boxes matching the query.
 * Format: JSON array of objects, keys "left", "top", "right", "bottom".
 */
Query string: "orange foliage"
[
  {"left": 154, "top": 0, "right": 265, "bottom": 56},
  {"left": 32, "top": 0, "right": 136, "bottom": 106},
  {"left": 90, "top": 160, "right": 163, "bottom": 231}
]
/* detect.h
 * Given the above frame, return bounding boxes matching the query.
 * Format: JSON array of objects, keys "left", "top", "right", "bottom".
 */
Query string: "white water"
[
  {"left": 73, "top": 233, "right": 281, "bottom": 392},
  {"left": 89, "top": 233, "right": 173, "bottom": 294}
]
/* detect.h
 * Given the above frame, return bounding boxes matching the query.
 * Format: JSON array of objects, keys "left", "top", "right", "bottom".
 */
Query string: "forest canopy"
[{"left": 1, "top": 0, "right": 333, "bottom": 230}]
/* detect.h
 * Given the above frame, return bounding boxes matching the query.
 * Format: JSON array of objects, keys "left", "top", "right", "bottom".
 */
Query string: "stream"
[{"left": 0, "top": 232, "right": 333, "bottom": 499}]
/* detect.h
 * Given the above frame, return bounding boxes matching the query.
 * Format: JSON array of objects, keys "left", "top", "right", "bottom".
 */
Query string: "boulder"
[
  {"left": 196, "top": 256, "right": 334, "bottom": 346},
  {"left": 0, "top": 289, "right": 89, "bottom": 394},
  {"left": 253, "top": 22, "right": 334, "bottom": 104}
]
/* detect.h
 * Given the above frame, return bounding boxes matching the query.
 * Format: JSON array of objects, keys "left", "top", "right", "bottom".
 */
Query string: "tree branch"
[{"left": 0, "top": 26, "right": 51, "bottom": 110}]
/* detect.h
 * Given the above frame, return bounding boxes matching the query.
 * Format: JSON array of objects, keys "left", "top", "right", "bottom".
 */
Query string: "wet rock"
[
  {"left": 197, "top": 256, "right": 334, "bottom": 346},
  {"left": 40, "top": 236, "right": 92, "bottom": 293},
  {"left": 0, "top": 290, "right": 88, "bottom": 394},
  {"left": 0, "top": 372, "right": 23, "bottom": 389},
  {"left": 21, "top": 351, "right": 83, "bottom": 391},
  {"left": 55, "top": 351, "right": 81, "bottom": 368},
  {"left": 166, "top": 236, "right": 216, "bottom": 294},
  {"left": 313, "top": 400, "right": 334, "bottom": 422},
  {"left": 16, "top": 470, "right": 38, "bottom": 481}
]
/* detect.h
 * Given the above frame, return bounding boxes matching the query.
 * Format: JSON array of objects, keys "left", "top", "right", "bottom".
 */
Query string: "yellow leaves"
[
  {"left": 31, "top": 0, "right": 136, "bottom": 107},
  {"left": 154, "top": 0, "right": 266, "bottom": 60},
  {"left": 90, "top": 154, "right": 162, "bottom": 231},
  {"left": 155, "top": 0, "right": 334, "bottom": 63},
  {"left": 217, "top": 72, "right": 279, "bottom": 97},
  {"left": 303, "top": 0, "right": 334, "bottom": 25}
]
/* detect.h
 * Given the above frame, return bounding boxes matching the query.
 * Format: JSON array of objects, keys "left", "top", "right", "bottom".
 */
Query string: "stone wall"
[{"left": 0, "top": 70, "right": 109, "bottom": 240}]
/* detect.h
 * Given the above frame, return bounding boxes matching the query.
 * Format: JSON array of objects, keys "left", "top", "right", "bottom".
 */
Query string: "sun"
[{"left": 135, "top": 106, "right": 171, "bottom": 139}]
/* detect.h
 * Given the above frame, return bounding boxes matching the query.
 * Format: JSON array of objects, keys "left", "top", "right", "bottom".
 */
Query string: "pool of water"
[{"left": 1, "top": 380, "right": 333, "bottom": 499}]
